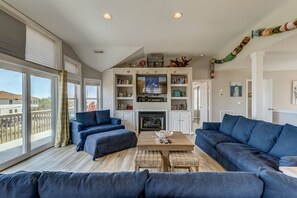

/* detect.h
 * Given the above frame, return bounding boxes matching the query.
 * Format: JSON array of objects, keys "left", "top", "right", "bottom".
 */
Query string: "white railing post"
[{"left": 0, "top": 110, "right": 51, "bottom": 144}]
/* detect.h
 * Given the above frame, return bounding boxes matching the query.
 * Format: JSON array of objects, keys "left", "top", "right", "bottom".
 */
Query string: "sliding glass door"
[
  {"left": 30, "top": 75, "right": 54, "bottom": 150},
  {"left": 0, "top": 66, "right": 56, "bottom": 170},
  {"left": 0, "top": 68, "right": 26, "bottom": 165}
]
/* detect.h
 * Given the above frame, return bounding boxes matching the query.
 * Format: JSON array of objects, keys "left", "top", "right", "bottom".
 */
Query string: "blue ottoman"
[{"left": 84, "top": 129, "right": 138, "bottom": 160}]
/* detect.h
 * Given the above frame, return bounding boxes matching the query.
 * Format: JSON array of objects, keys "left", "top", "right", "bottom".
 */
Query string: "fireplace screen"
[{"left": 139, "top": 111, "right": 166, "bottom": 132}]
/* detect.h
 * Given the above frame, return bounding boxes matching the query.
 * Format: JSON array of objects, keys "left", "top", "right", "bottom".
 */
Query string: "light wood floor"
[{"left": 2, "top": 135, "right": 225, "bottom": 173}]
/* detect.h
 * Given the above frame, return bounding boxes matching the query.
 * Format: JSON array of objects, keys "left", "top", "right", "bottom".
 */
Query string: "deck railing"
[{"left": 0, "top": 110, "right": 51, "bottom": 144}]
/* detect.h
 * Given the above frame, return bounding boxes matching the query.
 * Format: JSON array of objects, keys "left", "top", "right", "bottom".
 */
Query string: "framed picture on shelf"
[
  {"left": 230, "top": 81, "right": 242, "bottom": 97},
  {"left": 292, "top": 81, "right": 297, "bottom": 104}
]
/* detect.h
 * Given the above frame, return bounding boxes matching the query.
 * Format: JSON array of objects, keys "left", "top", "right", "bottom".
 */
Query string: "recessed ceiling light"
[
  {"left": 103, "top": 13, "right": 112, "bottom": 20},
  {"left": 173, "top": 12, "right": 183, "bottom": 19},
  {"left": 200, "top": 54, "right": 205, "bottom": 57}
]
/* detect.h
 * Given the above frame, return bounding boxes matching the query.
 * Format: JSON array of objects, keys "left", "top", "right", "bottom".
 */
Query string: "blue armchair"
[{"left": 70, "top": 110, "right": 124, "bottom": 151}]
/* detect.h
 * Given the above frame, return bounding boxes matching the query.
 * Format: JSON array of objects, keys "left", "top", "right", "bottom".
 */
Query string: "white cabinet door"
[
  {"left": 170, "top": 113, "right": 181, "bottom": 131},
  {"left": 124, "top": 113, "right": 135, "bottom": 131},
  {"left": 180, "top": 113, "right": 191, "bottom": 134}
]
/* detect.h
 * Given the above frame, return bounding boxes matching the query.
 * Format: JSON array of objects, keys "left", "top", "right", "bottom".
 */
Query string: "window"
[
  {"left": 84, "top": 79, "right": 101, "bottom": 111},
  {"left": 64, "top": 56, "right": 81, "bottom": 76},
  {"left": 0, "top": 3, "right": 60, "bottom": 171},
  {"left": 14, "top": 109, "right": 17, "bottom": 113},
  {"left": 0, "top": 68, "right": 24, "bottom": 164},
  {"left": 31, "top": 75, "right": 54, "bottom": 150},
  {"left": 67, "top": 82, "right": 81, "bottom": 119},
  {"left": 25, "top": 26, "right": 57, "bottom": 68}
]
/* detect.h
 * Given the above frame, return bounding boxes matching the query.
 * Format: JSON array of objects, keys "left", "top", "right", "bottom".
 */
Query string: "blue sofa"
[
  {"left": 0, "top": 170, "right": 266, "bottom": 198},
  {"left": 196, "top": 114, "right": 297, "bottom": 174},
  {"left": 195, "top": 114, "right": 297, "bottom": 197},
  {"left": 70, "top": 110, "right": 124, "bottom": 151}
]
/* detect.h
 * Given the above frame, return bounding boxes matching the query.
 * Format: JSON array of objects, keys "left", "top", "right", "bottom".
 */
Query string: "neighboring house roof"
[{"left": 0, "top": 91, "right": 39, "bottom": 100}]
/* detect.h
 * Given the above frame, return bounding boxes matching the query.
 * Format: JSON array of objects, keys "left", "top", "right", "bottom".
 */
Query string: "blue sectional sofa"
[
  {"left": 1, "top": 169, "right": 297, "bottom": 197},
  {"left": 195, "top": 114, "right": 297, "bottom": 197},
  {"left": 195, "top": 114, "right": 297, "bottom": 174},
  {"left": 0, "top": 170, "right": 266, "bottom": 198},
  {"left": 2, "top": 114, "right": 297, "bottom": 197},
  {"left": 70, "top": 110, "right": 124, "bottom": 151}
]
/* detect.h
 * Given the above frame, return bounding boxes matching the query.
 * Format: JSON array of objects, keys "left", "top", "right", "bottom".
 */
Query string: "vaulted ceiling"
[
  {"left": 216, "top": 33, "right": 297, "bottom": 71},
  {"left": 4, "top": 0, "right": 292, "bottom": 72}
]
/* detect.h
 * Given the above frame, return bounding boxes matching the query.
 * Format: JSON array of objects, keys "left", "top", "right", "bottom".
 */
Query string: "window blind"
[
  {"left": 25, "top": 26, "right": 56, "bottom": 68},
  {"left": 67, "top": 78, "right": 81, "bottom": 85},
  {"left": 65, "top": 60, "right": 79, "bottom": 75},
  {"left": 85, "top": 81, "right": 101, "bottom": 86},
  {"left": 0, "top": 10, "right": 26, "bottom": 59}
]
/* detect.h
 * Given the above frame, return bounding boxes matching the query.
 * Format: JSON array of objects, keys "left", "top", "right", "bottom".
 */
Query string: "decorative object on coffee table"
[
  {"left": 137, "top": 131, "right": 194, "bottom": 172},
  {"left": 135, "top": 150, "right": 163, "bottom": 172},
  {"left": 169, "top": 151, "right": 200, "bottom": 172},
  {"left": 155, "top": 130, "right": 174, "bottom": 138}
]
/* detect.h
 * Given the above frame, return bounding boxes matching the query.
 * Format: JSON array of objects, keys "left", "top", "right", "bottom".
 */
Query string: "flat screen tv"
[{"left": 137, "top": 75, "right": 167, "bottom": 94}]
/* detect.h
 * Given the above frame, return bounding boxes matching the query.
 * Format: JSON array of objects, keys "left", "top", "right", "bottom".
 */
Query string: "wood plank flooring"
[{"left": 2, "top": 135, "right": 225, "bottom": 173}]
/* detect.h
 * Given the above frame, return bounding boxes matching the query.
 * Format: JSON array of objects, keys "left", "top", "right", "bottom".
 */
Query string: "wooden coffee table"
[{"left": 137, "top": 131, "right": 194, "bottom": 172}]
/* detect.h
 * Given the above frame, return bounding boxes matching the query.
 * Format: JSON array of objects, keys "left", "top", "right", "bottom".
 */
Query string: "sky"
[
  {"left": 0, "top": 69, "right": 51, "bottom": 99},
  {"left": 0, "top": 68, "right": 98, "bottom": 99}
]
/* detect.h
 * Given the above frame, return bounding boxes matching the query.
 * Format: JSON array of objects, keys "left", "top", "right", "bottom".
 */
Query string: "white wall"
[
  {"left": 264, "top": 70, "right": 297, "bottom": 111},
  {"left": 102, "top": 69, "right": 114, "bottom": 114},
  {"left": 192, "top": 56, "right": 211, "bottom": 80},
  {"left": 265, "top": 70, "right": 297, "bottom": 125},
  {"left": 211, "top": 70, "right": 251, "bottom": 121},
  {"left": 207, "top": 69, "right": 297, "bottom": 123},
  {"left": 273, "top": 111, "right": 297, "bottom": 126}
]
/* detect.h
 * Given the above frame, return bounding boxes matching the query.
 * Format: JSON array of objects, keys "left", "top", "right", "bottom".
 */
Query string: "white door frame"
[
  {"left": 263, "top": 79, "right": 273, "bottom": 122},
  {"left": 246, "top": 79, "right": 252, "bottom": 118},
  {"left": 192, "top": 79, "right": 212, "bottom": 122}
]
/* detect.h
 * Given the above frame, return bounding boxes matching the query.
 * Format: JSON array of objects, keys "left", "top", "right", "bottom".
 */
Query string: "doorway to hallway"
[
  {"left": 192, "top": 80, "right": 212, "bottom": 130},
  {"left": 246, "top": 79, "right": 273, "bottom": 122}
]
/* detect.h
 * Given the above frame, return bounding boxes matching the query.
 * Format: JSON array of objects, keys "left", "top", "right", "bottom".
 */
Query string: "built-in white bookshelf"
[
  {"left": 170, "top": 74, "right": 189, "bottom": 111},
  {"left": 107, "top": 67, "right": 192, "bottom": 134},
  {"left": 115, "top": 74, "right": 134, "bottom": 111}
]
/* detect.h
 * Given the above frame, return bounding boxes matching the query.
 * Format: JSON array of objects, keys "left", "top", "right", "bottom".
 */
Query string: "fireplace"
[{"left": 138, "top": 111, "right": 166, "bottom": 132}]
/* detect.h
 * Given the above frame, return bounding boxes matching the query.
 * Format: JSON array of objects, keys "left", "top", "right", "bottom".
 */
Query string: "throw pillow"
[
  {"left": 95, "top": 110, "right": 111, "bottom": 125},
  {"left": 219, "top": 114, "right": 241, "bottom": 135},
  {"left": 231, "top": 117, "right": 258, "bottom": 144},
  {"left": 76, "top": 111, "right": 97, "bottom": 127},
  {"left": 248, "top": 121, "right": 283, "bottom": 153},
  {"left": 269, "top": 124, "right": 297, "bottom": 158}
]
